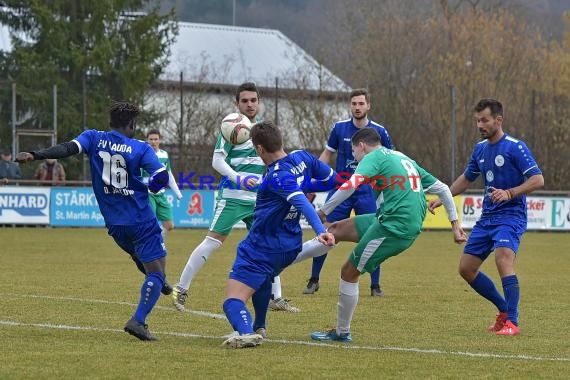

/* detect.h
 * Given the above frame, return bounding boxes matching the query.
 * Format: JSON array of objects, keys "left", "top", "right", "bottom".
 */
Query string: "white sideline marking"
[
  {"left": 0, "top": 319, "right": 568, "bottom": 362},
  {"left": 1, "top": 293, "right": 226, "bottom": 319}
]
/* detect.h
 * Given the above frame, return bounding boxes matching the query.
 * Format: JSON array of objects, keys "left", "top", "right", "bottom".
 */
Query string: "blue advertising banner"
[
  {"left": 49, "top": 187, "right": 215, "bottom": 228},
  {"left": 173, "top": 190, "right": 215, "bottom": 228},
  {"left": 50, "top": 187, "right": 104, "bottom": 226}
]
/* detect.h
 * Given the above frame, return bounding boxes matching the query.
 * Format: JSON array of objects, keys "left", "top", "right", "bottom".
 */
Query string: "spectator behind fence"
[
  {"left": 35, "top": 158, "right": 66, "bottom": 186},
  {"left": 0, "top": 149, "right": 23, "bottom": 184}
]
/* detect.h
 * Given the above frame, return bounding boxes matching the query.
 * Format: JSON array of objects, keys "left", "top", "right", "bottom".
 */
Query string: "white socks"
[
  {"left": 337, "top": 279, "right": 359, "bottom": 334},
  {"left": 272, "top": 276, "right": 282, "bottom": 299},
  {"left": 292, "top": 237, "right": 333, "bottom": 264},
  {"left": 177, "top": 236, "right": 222, "bottom": 290}
]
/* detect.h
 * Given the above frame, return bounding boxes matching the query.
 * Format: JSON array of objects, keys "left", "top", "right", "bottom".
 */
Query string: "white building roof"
[
  {"left": 1, "top": 19, "right": 351, "bottom": 93},
  {"left": 160, "top": 22, "right": 351, "bottom": 93}
]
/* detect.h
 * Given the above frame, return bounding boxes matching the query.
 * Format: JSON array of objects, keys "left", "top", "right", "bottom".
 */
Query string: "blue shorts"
[
  {"left": 108, "top": 219, "right": 166, "bottom": 264},
  {"left": 464, "top": 218, "right": 526, "bottom": 261},
  {"left": 229, "top": 240, "right": 298, "bottom": 291},
  {"left": 326, "top": 186, "right": 376, "bottom": 223}
]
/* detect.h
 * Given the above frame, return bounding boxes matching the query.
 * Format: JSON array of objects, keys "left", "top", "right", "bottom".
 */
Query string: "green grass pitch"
[{"left": 1, "top": 228, "right": 568, "bottom": 379}]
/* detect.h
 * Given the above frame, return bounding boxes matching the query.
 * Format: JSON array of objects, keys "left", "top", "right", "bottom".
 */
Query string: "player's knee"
[
  {"left": 340, "top": 261, "right": 359, "bottom": 282},
  {"left": 458, "top": 265, "right": 476, "bottom": 282}
]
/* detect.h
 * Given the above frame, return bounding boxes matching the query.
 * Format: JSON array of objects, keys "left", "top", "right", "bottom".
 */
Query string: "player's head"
[
  {"left": 109, "top": 101, "right": 140, "bottom": 138},
  {"left": 350, "top": 88, "right": 371, "bottom": 121},
  {"left": 474, "top": 98, "right": 503, "bottom": 141},
  {"left": 235, "top": 82, "right": 260, "bottom": 122},
  {"left": 251, "top": 120, "right": 283, "bottom": 154},
  {"left": 351, "top": 127, "right": 382, "bottom": 162},
  {"left": 146, "top": 129, "right": 161, "bottom": 151}
]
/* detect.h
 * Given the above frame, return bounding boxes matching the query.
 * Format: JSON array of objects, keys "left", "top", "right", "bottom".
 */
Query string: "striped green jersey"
[
  {"left": 354, "top": 148, "right": 435, "bottom": 238},
  {"left": 214, "top": 131, "right": 265, "bottom": 204},
  {"left": 141, "top": 149, "right": 171, "bottom": 193}
]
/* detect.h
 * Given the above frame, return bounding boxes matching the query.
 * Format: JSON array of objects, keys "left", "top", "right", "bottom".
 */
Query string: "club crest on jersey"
[
  {"left": 495, "top": 155, "right": 505, "bottom": 167},
  {"left": 486, "top": 170, "right": 494, "bottom": 182}
]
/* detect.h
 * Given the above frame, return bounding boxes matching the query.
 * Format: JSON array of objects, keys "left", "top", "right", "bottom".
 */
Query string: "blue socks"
[
  {"left": 369, "top": 266, "right": 381, "bottom": 287},
  {"left": 501, "top": 275, "right": 520, "bottom": 326},
  {"left": 469, "top": 272, "right": 508, "bottom": 312},
  {"left": 223, "top": 298, "right": 254, "bottom": 335},
  {"left": 133, "top": 271, "right": 164, "bottom": 324},
  {"left": 311, "top": 254, "right": 327, "bottom": 278},
  {"left": 252, "top": 281, "right": 272, "bottom": 331}
]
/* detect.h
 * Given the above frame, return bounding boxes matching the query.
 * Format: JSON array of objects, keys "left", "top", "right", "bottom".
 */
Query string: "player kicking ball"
[
  {"left": 221, "top": 120, "right": 335, "bottom": 348},
  {"left": 16, "top": 102, "right": 171, "bottom": 341},
  {"left": 309, "top": 128, "right": 466, "bottom": 342}
]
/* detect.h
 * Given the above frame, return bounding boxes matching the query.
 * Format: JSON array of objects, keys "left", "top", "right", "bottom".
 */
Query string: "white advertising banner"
[
  {"left": 0, "top": 186, "right": 50, "bottom": 224},
  {"left": 460, "top": 195, "right": 570, "bottom": 230}
]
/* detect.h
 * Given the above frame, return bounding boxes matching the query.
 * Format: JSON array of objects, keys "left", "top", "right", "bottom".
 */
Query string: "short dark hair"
[
  {"left": 235, "top": 82, "right": 260, "bottom": 102},
  {"left": 109, "top": 101, "right": 140, "bottom": 129},
  {"left": 251, "top": 121, "right": 282, "bottom": 153},
  {"left": 351, "top": 127, "right": 382, "bottom": 146},
  {"left": 474, "top": 98, "right": 503, "bottom": 117},
  {"left": 146, "top": 129, "right": 161, "bottom": 138},
  {"left": 350, "top": 88, "right": 370, "bottom": 103}
]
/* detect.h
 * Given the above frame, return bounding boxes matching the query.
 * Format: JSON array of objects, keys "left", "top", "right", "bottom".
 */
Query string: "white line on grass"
[
  {"left": 1, "top": 319, "right": 568, "bottom": 363},
  {"left": 1, "top": 293, "right": 226, "bottom": 319}
]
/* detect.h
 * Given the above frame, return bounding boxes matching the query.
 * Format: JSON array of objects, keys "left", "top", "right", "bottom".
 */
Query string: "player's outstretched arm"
[{"left": 15, "top": 141, "right": 80, "bottom": 163}]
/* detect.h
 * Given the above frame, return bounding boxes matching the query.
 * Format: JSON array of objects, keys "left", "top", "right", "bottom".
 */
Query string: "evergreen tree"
[{"left": 0, "top": 1, "right": 178, "bottom": 178}]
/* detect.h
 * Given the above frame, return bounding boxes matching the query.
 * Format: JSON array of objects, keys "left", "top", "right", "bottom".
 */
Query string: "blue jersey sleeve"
[
  {"left": 379, "top": 128, "right": 393, "bottom": 150},
  {"left": 463, "top": 145, "right": 482, "bottom": 182},
  {"left": 139, "top": 143, "right": 164, "bottom": 176},
  {"left": 304, "top": 155, "right": 337, "bottom": 192},
  {"left": 511, "top": 140, "right": 542, "bottom": 178},
  {"left": 139, "top": 143, "right": 168, "bottom": 191},
  {"left": 74, "top": 129, "right": 97, "bottom": 154},
  {"left": 326, "top": 123, "right": 339, "bottom": 151}
]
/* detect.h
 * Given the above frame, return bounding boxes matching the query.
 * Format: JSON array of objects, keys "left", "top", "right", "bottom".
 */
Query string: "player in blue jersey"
[
  {"left": 221, "top": 121, "right": 335, "bottom": 349},
  {"left": 16, "top": 101, "right": 171, "bottom": 341},
  {"left": 303, "top": 88, "right": 392, "bottom": 297},
  {"left": 430, "top": 98, "right": 544, "bottom": 336}
]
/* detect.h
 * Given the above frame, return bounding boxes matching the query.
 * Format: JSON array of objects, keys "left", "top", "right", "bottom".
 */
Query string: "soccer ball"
[{"left": 220, "top": 113, "right": 252, "bottom": 145}]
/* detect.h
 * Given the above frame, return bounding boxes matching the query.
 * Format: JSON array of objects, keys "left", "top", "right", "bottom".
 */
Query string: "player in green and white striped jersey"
[
  {"left": 309, "top": 128, "right": 467, "bottom": 342},
  {"left": 173, "top": 82, "right": 300, "bottom": 315},
  {"left": 142, "top": 129, "right": 183, "bottom": 237}
]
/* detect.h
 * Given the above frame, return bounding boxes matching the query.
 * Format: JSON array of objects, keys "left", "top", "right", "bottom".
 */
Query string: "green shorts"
[
  {"left": 350, "top": 214, "right": 417, "bottom": 274},
  {"left": 209, "top": 198, "right": 255, "bottom": 236},
  {"left": 149, "top": 192, "right": 173, "bottom": 222}
]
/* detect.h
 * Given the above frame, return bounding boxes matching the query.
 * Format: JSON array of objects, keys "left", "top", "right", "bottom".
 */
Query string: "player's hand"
[
  {"left": 15, "top": 152, "right": 34, "bottom": 163},
  {"left": 306, "top": 192, "right": 316, "bottom": 203},
  {"left": 176, "top": 194, "right": 183, "bottom": 200},
  {"left": 317, "top": 231, "right": 335, "bottom": 246},
  {"left": 488, "top": 187, "right": 511, "bottom": 203},
  {"left": 242, "top": 177, "right": 258, "bottom": 191},
  {"left": 451, "top": 221, "right": 467, "bottom": 244},
  {"left": 428, "top": 199, "right": 442, "bottom": 214}
]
